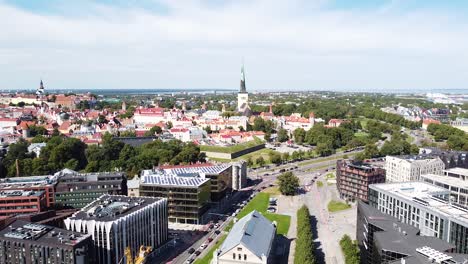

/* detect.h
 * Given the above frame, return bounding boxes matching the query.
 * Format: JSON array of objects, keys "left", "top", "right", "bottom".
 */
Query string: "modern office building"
[
  {"left": 0, "top": 175, "right": 58, "bottom": 207},
  {"left": 422, "top": 168, "right": 468, "bottom": 207},
  {"left": 0, "top": 190, "right": 47, "bottom": 217},
  {"left": 0, "top": 220, "right": 95, "bottom": 264},
  {"left": 213, "top": 210, "right": 276, "bottom": 264},
  {"left": 385, "top": 155, "right": 445, "bottom": 182},
  {"left": 157, "top": 162, "right": 246, "bottom": 201},
  {"left": 139, "top": 171, "right": 211, "bottom": 224},
  {"left": 55, "top": 170, "right": 127, "bottom": 209},
  {"left": 357, "top": 201, "right": 468, "bottom": 264},
  {"left": 64, "top": 195, "right": 168, "bottom": 264},
  {"left": 336, "top": 160, "right": 385, "bottom": 202},
  {"left": 369, "top": 182, "right": 468, "bottom": 253}
]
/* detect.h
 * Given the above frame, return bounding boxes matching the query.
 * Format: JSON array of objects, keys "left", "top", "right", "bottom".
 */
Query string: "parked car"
[
  {"left": 199, "top": 243, "right": 207, "bottom": 250},
  {"left": 208, "top": 237, "right": 213, "bottom": 243},
  {"left": 215, "top": 230, "right": 221, "bottom": 235},
  {"left": 194, "top": 251, "right": 201, "bottom": 256},
  {"left": 214, "top": 223, "right": 220, "bottom": 229},
  {"left": 185, "top": 258, "right": 194, "bottom": 264},
  {"left": 188, "top": 248, "right": 195, "bottom": 254}
]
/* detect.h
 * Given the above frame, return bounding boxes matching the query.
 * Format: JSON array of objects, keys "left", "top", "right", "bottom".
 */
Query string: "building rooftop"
[
  {"left": 0, "top": 190, "right": 44, "bottom": 198},
  {"left": 359, "top": 202, "right": 467, "bottom": 264},
  {"left": 0, "top": 220, "right": 90, "bottom": 247},
  {"left": 445, "top": 168, "right": 468, "bottom": 178},
  {"left": 140, "top": 169, "right": 209, "bottom": 187},
  {"left": 0, "top": 175, "right": 57, "bottom": 187},
  {"left": 68, "top": 195, "right": 163, "bottom": 222},
  {"left": 422, "top": 174, "right": 468, "bottom": 187},
  {"left": 218, "top": 210, "right": 275, "bottom": 259},
  {"left": 388, "top": 155, "right": 442, "bottom": 163},
  {"left": 370, "top": 182, "right": 468, "bottom": 226},
  {"left": 159, "top": 163, "right": 231, "bottom": 175}
]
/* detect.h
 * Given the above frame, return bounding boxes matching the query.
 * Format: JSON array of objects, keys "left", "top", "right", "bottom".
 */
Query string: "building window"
[
  {"left": 237, "top": 247, "right": 242, "bottom": 251},
  {"left": 244, "top": 254, "right": 247, "bottom": 260},
  {"left": 238, "top": 254, "right": 241, "bottom": 260},
  {"left": 233, "top": 253, "right": 235, "bottom": 259}
]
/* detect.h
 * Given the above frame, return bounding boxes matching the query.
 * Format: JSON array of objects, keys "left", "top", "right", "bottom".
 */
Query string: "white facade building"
[
  {"left": 213, "top": 210, "right": 276, "bottom": 264},
  {"left": 385, "top": 155, "right": 445, "bottom": 182},
  {"left": 64, "top": 195, "right": 168, "bottom": 264},
  {"left": 422, "top": 168, "right": 468, "bottom": 207},
  {"left": 369, "top": 182, "right": 468, "bottom": 254}
]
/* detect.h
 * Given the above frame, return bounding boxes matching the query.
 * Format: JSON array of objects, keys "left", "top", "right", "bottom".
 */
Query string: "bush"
[
  {"left": 294, "top": 205, "right": 315, "bottom": 264},
  {"left": 340, "top": 235, "right": 360, "bottom": 264}
]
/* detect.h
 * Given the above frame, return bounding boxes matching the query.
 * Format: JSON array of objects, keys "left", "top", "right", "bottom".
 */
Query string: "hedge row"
[
  {"left": 294, "top": 205, "right": 315, "bottom": 264},
  {"left": 339, "top": 234, "right": 360, "bottom": 264}
]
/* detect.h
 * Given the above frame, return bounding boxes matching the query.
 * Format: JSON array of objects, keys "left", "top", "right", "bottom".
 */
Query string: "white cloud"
[{"left": 1, "top": 0, "right": 468, "bottom": 91}]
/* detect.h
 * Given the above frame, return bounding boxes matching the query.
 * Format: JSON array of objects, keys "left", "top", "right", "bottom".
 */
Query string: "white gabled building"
[
  {"left": 213, "top": 210, "right": 276, "bottom": 264},
  {"left": 385, "top": 155, "right": 445, "bottom": 182},
  {"left": 64, "top": 195, "right": 168, "bottom": 264}
]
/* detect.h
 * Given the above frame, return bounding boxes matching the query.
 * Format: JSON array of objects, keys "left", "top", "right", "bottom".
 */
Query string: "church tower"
[{"left": 237, "top": 64, "right": 249, "bottom": 112}]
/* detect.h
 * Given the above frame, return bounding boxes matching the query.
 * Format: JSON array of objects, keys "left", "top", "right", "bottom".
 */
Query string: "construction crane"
[{"left": 124, "top": 246, "right": 153, "bottom": 264}]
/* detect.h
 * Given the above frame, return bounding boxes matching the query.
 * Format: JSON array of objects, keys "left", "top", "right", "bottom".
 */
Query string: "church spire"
[{"left": 240, "top": 63, "right": 246, "bottom": 93}]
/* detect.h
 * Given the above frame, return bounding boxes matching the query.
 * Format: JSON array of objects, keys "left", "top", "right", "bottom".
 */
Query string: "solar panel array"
[
  {"left": 166, "top": 164, "right": 230, "bottom": 175},
  {"left": 141, "top": 174, "right": 209, "bottom": 187}
]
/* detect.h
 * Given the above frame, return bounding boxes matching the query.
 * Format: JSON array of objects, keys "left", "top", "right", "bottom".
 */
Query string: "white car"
[{"left": 199, "top": 243, "right": 207, "bottom": 250}]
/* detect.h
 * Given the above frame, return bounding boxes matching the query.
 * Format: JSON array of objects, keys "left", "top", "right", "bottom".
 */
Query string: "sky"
[{"left": 1, "top": 0, "right": 468, "bottom": 92}]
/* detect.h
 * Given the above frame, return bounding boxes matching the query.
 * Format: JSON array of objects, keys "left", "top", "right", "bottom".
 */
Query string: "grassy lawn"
[
  {"left": 316, "top": 181, "right": 324, "bottom": 187},
  {"left": 225, "top": 192, "right": 290, "bottom": 235},
  {"left": 298, "top": 153, "right": 352, "bottom": 167},
  {"left": 354, "top": 131, "right": 369, "bottom": 139},
  {"left": 305, "top": 164, "right": 329, "bottom": 172},
  {"left": 263, "top": 186, "right": 281, "bottom": 195},
  {"left": 406, "top": 134, "right": 414, "bottom": 143},
  {"left": 200, "top": 137, "right": 263, "bottom": 153},
  {"left": 209, "top": 148, "right": 280, "bottom": 165},
  {"left": 194, "top": 234, "right": 227, "bottom": 264},
  {"left": 325, "top": 173, "right": 335, "bottom": 179},
  {"left": 327, "top": 200, "right": 351, "bottom": 212}
]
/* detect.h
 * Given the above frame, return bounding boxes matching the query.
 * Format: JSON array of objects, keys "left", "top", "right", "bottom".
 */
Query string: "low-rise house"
[{"left": 213, "top": 210, "right": 276, "bottom": 264}]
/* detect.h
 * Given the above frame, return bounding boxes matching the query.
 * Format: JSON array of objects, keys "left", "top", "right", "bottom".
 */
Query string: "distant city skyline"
[{"left": 2, "top": 0, "right": 468, "bottom": 91}]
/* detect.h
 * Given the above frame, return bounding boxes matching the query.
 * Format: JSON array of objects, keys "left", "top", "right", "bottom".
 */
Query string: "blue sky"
[{"left": 1, "top": 0, "right": 468, "bottom": 91}]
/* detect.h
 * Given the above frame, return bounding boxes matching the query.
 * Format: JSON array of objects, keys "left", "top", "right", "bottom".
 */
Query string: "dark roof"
[
  {"left": 69, "top": 195, "right": 163, "bottom": 222},
  {"left": 359, "top": 201, "right": 468, "bottom": 264},
  {"left": 0, "top": 220, "right": 89, "bottom": 248}
]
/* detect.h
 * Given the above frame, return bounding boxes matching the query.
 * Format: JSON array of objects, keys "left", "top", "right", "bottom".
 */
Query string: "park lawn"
[
  {"left": 225, "top": 192, "right": 290, "bottom": 235},
  {"left": 354, "top": 131, "right": 369, "bottom": 139},
  {"left": 298, "top": 153, "right": 353, "bottom": 167},
  {"left": 200, "top": 137, "right": 263, "bottom": 153},
  {"left": 328, "top": 200, "right": 351, "bottom": 212},
  {"left": 316, "top": 181, "right": 324, "bottom": 187},
  {"left": 263, "top": 186, "right": 281, "bottom": 195},
  {"left": 208, "top": 148, "right": 280, "bottom": 165},
  {"left": 194, "top": 234, "right": 227, "bottom": 264}
]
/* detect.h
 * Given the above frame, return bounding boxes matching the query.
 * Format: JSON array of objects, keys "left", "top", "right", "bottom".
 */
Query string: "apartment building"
[
  {"left": 336, "top": 160, "right": 385, "bottom": 202},
  {"left": 385, "top": 155, "right": 445, "bottom": 182}
]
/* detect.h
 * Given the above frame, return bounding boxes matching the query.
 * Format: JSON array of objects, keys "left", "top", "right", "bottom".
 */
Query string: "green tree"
[
  {"left": 295, "top": 205, "right": 316, "bottom": 264},
  {"left": 277, "top": 128, "right": 289, "bottom": 143},
  {"left": 282, "top": 152, "right": 290, "bottom": 162},
  {"left": 316, "top": 142, "right": 334, "bottom": 157},
  {"left": 277, "top": 172, "right": 300, "bottom": 195},
  {"left": 269, "top": 152, "right": 282, "bottom": 165},
  {"left": 293, "top": 128, "right": 306, "bottom": 144},
  {"left": 256, "top": 156, "right": 265, "bottom": 167}
]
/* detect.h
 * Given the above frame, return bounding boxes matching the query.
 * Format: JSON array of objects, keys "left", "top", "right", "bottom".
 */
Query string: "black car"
[
  {"left": 215, "top": 230, "right": 221, "bottom": 235},
  {"left": 194, "top": 251, "right": 201, "bottom": 256},
  {"left": 188, "top": 248, "right": 195, "bottom": 254}
]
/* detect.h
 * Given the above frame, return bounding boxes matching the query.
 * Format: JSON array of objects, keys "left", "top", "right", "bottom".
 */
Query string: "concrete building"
[
  {"left": 369, "top": 182, "right": 468, "bottom": 253},
  {"left": 64, "top": 195, "right": 168, "bottom": 264},
  {"left": 385, "top": 155, "right": 445, "bottom": 182},
  {"left": 419, "top": 148, "right": 468, "bottom": 169},
  {"left": 139, "top": 171, "right": 211, "bottom": 224},
  {"left": 336, "top": 160, "right": 385, "bottom": 202},
  {"left": 0, "top": 190, "right": 47, "bottom": 217},
  {"left": 0, "top": 175, "right": 57, "bottom": 207},
  {"left": 422, "top": 168, "right": 468, "bottom": 207},
  {"left": 357, "top": 201, "right": 467, "bottom": 264},
  {"left": 127, "top": 176, "right": 140, "bottom": 197},
  {"left": 0, "top": 220, "right": 95, "bottom": 264},
  {"left": 54, "top": 170, "right": 127, "bottom": 209},
  {"left": 213, "top": 210, "right": 276, "bottom": 264}
]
